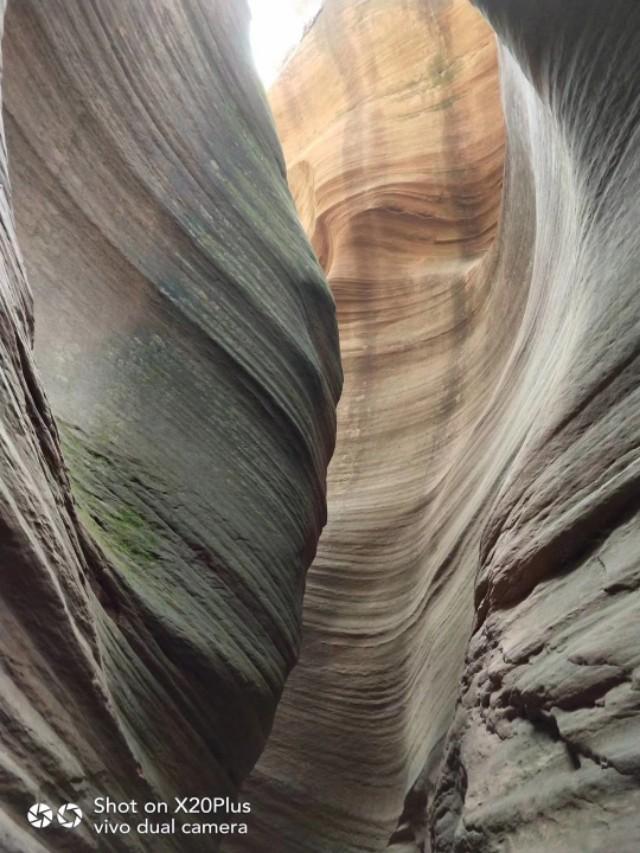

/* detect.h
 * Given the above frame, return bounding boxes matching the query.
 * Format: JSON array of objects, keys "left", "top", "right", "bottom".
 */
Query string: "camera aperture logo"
[
  {"left": 27, "top": 802, "right": 82, "bottom": 830},
  {"left": 57, "top": 803, "right": 83, "bottom": 828},
  {"left": 27, "top": 804, "right": 53, "bottom": 829}
]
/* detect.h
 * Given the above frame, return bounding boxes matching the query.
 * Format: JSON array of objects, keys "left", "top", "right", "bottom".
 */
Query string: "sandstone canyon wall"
[
  {"left": 0, "top": 1, "right": 340, "bottom": 850},
  {"left": 1, "top": 0, "right": 639, "bottom": 851},
  {"left": 233, "top": 1, "right": 640, "bottom": 851},
  {"left": 432, "top": 2, "right": 640, "bottom": 849},
  {"left": 236, "top": 1, "right": 507, "bottom": 849}
]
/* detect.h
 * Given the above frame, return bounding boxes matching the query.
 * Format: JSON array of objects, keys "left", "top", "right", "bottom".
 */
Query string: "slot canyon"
[{"left": 0, "top": 1, "right": 638, "bottom": 852}]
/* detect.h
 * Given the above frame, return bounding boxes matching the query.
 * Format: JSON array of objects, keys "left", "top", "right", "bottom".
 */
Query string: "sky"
[{"left": 249, "top": 0, "right": 322, "bottom": 87}]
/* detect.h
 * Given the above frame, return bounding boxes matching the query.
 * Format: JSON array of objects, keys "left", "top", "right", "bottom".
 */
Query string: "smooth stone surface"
[
  {"left": 0, "top": 1, "right": 340, "bottom": 850},
  {"left": 232, "top": 0, "right": 640, "bottom": 851},
  {"left": 232, "top": 1, "right": 506, "bottom": 849}
]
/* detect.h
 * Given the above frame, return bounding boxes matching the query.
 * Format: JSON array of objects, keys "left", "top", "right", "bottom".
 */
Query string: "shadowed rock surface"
[
  {"left": 0, "top": 0, "right": 340, "bottom": 850},
  {"left": 430, "top": 2, "right": 640, "bottom": 850},
  {"left": 231, "top": 0, "right": 640, "bottom": 851}
]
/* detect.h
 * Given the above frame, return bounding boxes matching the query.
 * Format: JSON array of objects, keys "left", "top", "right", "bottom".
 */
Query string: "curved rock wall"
[
  {"left": 234, "top": 0, "right": 640, "bottom": 851},
  {"left": 0, "top": 0, "right": 340, "bottom": 850},
  {"left": 235, "top": 1, "right": 506, "bottom": 849},
  {"left": 3, "top": 0, "right": 639, "bottom": 850},
  {"left": 431, "top": 2, "right": 640, "bottom": 849}
]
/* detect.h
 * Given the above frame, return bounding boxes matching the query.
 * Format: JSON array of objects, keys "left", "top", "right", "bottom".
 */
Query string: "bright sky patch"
[{"left": 249, "top": 0, "right": 322, "bottom": 87}]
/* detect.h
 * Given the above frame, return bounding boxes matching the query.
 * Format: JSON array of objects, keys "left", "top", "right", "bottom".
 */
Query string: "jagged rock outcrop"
[
  {"left": 0, "top": 1, "right": 340, "bottom": 850},
  {"left": 233, "top": 0, "right": 640, "bottom": 851}
]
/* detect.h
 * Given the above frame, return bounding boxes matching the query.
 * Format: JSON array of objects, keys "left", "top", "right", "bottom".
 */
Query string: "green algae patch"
[
  {"left": 92, "top": 505, "right": 161, "bottom": 570},
  {"left": 59, "top": 421, "right": 162, "bottom": 574}
]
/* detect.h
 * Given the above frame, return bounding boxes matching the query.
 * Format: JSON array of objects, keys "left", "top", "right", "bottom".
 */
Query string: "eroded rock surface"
[
  {"left": 233, "top": 1, "right": 506, "bottom": 849},
  {"left": 233, "top": 0, "right": 640, "bottom": 851},
  {"left": 430, "top": 2, "right": 640, "bottom": 850},
  {"left": 0, "top": 1, "right": 340, "bottom": 850}
]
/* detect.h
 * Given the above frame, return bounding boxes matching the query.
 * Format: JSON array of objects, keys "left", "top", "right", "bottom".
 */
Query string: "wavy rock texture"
[
  {"left": 430, "top": 2, "right": 640, "bottom": 850},
  {"left": 233, "top": 1, "right": 506, "bottom": 850},
  {"left": 233, "top": 0, "right": 640, "bottom": 851},
  {"left": 0, "top": 1, "right": 340, "bottom": 850}
]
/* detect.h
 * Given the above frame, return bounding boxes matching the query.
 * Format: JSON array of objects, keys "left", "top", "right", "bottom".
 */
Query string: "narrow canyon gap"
[
  {"left": 232, "top": 0, "right": 640, "bottom": 851},
  {"left": 0, "top": 0, "right": 639, "bottom": 852},
  {"left": 0, "top": 0, "right": 340, "bottom": 850}
]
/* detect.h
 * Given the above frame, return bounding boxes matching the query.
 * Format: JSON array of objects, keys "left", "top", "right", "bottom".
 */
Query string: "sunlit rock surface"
[
  {"left": 234, "top": 0, "right": 506, "bottom": 849},
  {"left": 0, "top": 0, "right": 340, "bottom": 850},
  {"left": 234, "top": 0, "right": 640, "bottom": 851}
]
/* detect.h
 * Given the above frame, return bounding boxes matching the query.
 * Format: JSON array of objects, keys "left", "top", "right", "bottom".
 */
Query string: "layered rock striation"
[
  {"left": 0, "top": 1, "right": 340, "bottom": 850},
  {"left": 235, "top": 1, "right": 507, "bottom": 849},
  {"left": 431, "top": 2, "right": 640, "bottom": 849},
  {"left": 234, "top": 0, "right": 640, "bottom": 851},
  {"left": 2, "top": 0, "right": 639, "bottom": 850}
]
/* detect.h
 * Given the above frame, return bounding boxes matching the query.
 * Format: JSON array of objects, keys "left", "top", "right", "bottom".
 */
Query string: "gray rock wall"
[
  {"left": 0, "top": 1, "right": 340, "bottom": 850},
  {"left": 431, "top": 3, "right": 640, "bottom": 849}
]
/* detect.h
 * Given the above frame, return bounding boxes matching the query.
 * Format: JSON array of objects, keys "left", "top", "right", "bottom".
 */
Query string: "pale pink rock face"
[{"left": 233, "top": 0, "right": 640, "bottom": 851}]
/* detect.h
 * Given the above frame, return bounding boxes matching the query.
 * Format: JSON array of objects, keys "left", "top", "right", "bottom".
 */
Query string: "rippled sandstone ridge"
[
  {"left": 232, "top": 0, "right": 640, "bottom": 851},
  {"left": 0, "top": 1, "right": 340, "bottom": 850}
]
